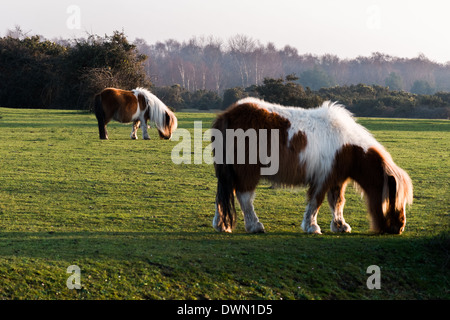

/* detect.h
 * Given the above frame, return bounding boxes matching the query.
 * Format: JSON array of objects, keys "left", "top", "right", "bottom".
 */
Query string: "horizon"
[{"left": 1, "top": 0, "right": 449, "bottom": 64}]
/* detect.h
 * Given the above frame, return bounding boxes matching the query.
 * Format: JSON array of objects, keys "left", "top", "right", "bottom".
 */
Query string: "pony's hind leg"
[
  {"left": 213, "top": 202, "right": 232, "bottom": 233},
  {"left": 327, "top": 181, "right": 352, "bottom": 233},
  {"left": 130, "top": 120, "right": 140, "bottom": 139},
  {"left": 97, "top": 123, "right": 108, "bottom": 140},
  {"left": 236, "top": 190, "right": 265, "bottom": 233},
  {"left": 94, "top": 94, "right": 108, "bottom": 140}
]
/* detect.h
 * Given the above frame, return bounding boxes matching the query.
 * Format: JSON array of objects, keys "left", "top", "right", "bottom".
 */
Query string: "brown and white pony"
[
  {"left": 94, "top": 87, "right": 177, "bottom": 140},
  {"left": 212, "top": 98, "right": 413, "bottom": 234}
]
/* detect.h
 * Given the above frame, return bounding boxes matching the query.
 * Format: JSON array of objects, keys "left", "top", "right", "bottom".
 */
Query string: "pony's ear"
[
  {"left": 382, "top": 174, "right": 397, "bottom": 215},
  {"left": 381, "top": 172, "right": 390, "bottom": 215},
  {"left": 165, "top": 109, "right": 178, "bottom": 132},
  {"left": 165, "top": 111, "right": 171, "bottom": 127},
  {"left": 381, "top": 154, "right": 413, "bottom": 214},
  {"left": 388, "top": 175, "right": 397, "bottom": 198}
]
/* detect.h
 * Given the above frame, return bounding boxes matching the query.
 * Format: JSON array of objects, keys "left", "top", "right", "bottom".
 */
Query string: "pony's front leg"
[
  {"left": 236, "top": 191, "right": 265, "bottom": 233},
  {"left": 140, "top": 119, "right": 150, "bottom": 140},
  {"left": 301, "top": 187, "right": 326, "bottom": 234},
  {"left": 327, "top": 181, "right": 352, "bottom": 233},
  {"left": 130, "top": 120, "right": 140, "bottom": 139}
]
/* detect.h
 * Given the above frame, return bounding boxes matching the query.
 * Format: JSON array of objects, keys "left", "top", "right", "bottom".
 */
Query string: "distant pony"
[
  {"left": 212, "top": 98, "right": 413, "bottom": 234},
  {"left": 94, "top": 87, "right": 177, "bottom": 140}
]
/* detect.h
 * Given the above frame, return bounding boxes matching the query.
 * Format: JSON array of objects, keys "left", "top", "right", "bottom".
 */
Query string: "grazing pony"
[
  {"left": 212, "top": 98, "right": 413, "bottom": 234},
  {"left": 94, "top": 87, "right": 177, "bottom": 140}
]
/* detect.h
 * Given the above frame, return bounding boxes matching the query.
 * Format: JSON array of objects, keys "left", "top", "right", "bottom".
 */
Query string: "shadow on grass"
[
  {"left": 0, "top": 230, "right": 447, "bottom": 299},
  {"left": 0, "top": 230, "right": 447, "bottom": 266}
]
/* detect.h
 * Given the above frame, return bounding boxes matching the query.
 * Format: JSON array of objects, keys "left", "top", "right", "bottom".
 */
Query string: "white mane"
[{"left": 133, "top": 87, "right": 173, "bottom": 130}]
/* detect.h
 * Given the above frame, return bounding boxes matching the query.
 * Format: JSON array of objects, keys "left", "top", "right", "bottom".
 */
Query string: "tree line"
[
  {"left": 137, "top": 34, "right": 450, "bottom": 94},
  {"left": 0, "top": 30, "right": 150, "bottom": 109},
  {"left": 222, "top": 76, "right": 450, "bottom": 119},
  {"left": 0, "top": 29, "right": 449, "bottom": 118}
]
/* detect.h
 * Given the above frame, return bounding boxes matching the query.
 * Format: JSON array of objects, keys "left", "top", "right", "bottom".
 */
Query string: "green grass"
[{"left": 0, "top": 107, "right": 448, "bottom": 299}]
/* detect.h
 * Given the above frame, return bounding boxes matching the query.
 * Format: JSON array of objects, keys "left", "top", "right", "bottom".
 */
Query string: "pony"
[
  {"left": 212, "top": 98, "right": 413, "bottom": 234},
  {"left": 94, "top": 87, "right": 177, "bottom": 140}
]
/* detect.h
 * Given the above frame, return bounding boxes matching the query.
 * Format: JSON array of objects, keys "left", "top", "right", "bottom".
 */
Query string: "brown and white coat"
[
  {"left": 94, "top": 87, "right": 177, "bottom": 140},
  {"left": 212, "top": 98, "right": 413, "bottom": 234}
]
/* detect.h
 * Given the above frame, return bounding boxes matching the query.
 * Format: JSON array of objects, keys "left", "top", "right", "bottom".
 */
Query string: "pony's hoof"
[
  {"left": 302, "top": 223, "right": 322, "bottom": 234},
  {"left": 246, "top": 222, "right": 265, "bottom": 233},
  {"left": 330, "top": 220, "right": 352, "bottom": 233},
  {"left": 213, "top": 225, "right": 233, "bottom": 233},
  {"left": 212, "top": 218, "right": 233, "bottom": 233}
]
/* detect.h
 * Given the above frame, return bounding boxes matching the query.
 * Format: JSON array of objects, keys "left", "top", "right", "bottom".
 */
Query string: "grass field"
[{"left": 0, "top": 107, "right": 448, "bottom": 300}]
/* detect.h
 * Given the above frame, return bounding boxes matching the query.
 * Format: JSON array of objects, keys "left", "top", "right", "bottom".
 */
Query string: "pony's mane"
[
  {"left": 374, "top": 146, "right": 414, "bottom": 213},
  {"left": 133, "top": 87, "right": 174, "bottom": 130}
]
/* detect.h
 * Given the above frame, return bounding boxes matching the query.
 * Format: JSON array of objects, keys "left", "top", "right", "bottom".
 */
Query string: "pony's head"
[
  {"left": 369, "top": 147, "right": 413, "bottom": 234},
  {"left": 157, "top": 108, "right": 178, "bottom": 140},
  {"left": 134, "top": 87, "right": 178, "bottom": 140}
]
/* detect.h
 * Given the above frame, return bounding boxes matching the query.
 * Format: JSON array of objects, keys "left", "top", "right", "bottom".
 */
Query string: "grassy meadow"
[{"left": 0, "top": 107, "right": 448, "bottom": 300}]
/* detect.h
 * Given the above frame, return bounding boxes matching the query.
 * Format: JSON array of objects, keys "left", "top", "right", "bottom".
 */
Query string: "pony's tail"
[
  {"left": 213, "top": 116, "right": 236, "bottom": 232},
  {"left": 94, "top": 94, "right": 107, "bottom": 140}
]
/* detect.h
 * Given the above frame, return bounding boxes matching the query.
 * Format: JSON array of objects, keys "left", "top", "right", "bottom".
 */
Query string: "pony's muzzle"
[{"left": 158, "top": 129, "right": 171, "bottom": 140}]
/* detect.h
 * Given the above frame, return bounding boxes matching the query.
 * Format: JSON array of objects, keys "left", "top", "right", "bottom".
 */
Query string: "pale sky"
[{"left": 1, "top": 0, "right": 449, "bottom": 63}]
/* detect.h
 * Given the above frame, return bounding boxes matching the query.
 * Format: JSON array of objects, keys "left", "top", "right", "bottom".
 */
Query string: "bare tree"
[
  {"left": 228, "top": 34, "right": 258, "bottom": 87},
  {"left": 134, "top": 34, "right": 450, "bottom": 94}
]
